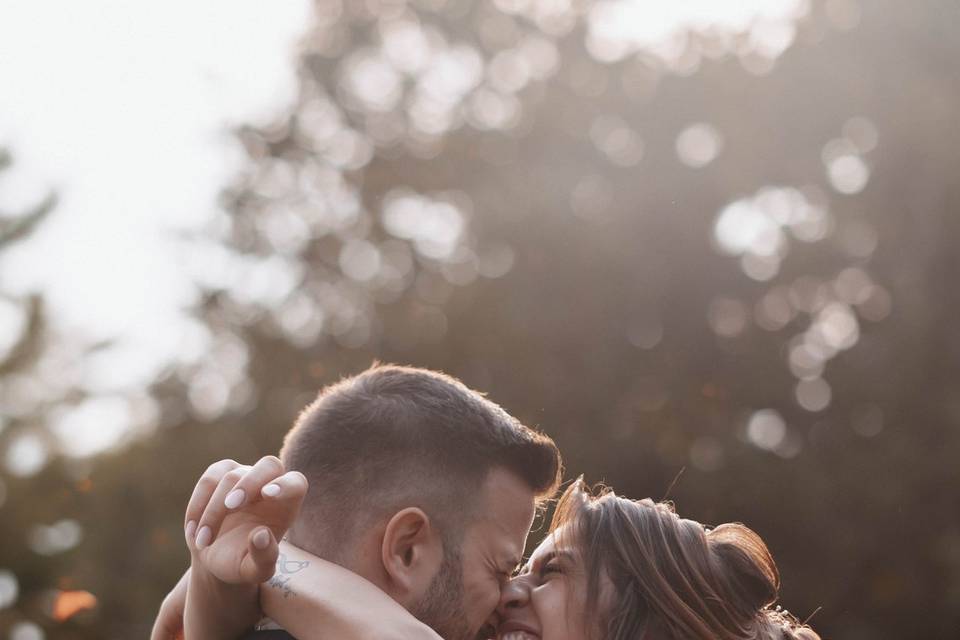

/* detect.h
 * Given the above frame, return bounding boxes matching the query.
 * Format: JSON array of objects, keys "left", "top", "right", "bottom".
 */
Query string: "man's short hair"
[{"left": 280, "top": 364, "right": 562, "bottom": 560}]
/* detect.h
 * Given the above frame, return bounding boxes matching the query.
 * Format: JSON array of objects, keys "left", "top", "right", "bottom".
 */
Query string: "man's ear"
[{"left": 381, "top": 507, "right": 444, "bottom": 602}]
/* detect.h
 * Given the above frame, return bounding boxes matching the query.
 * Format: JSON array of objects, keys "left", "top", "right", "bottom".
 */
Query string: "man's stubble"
[{"left": 409, "top": 543, "right": 476, "bottom": 640}]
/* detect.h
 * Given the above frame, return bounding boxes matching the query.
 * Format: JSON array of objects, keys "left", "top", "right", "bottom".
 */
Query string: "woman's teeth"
[{"left": 500, "top": 633, "right": 538, "bottom": 640}]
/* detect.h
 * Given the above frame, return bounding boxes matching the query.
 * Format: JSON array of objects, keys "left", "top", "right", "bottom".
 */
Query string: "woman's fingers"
[
  {"left": 259, "top": 469, "right": 309, "bottom": 507},
  {"left": 258, "top": 470, "right": 310, "bottom": 532},
  {"left": 241, "top": 527, "right": 280, "bottom": 584},
  {"left": 184, "top": 459, "right": 241, "bottom": 535},
  {"left": 184, "top": 456, "right": 308, "bottom": 550},
  {"left": 191, "top": 466, "right": 250, "bottom": 550},
  {"left": 221, "top": 455, "right": 285, "bottom": 512},
  {"left": 192, "top": 456, "right": 294, "bottom": 549}
]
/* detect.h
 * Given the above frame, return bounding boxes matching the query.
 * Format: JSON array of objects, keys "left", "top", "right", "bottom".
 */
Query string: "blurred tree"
[
  {"left": 0, "top": 149, "right": 85, "bottom": 638},
  {"left": 23, "top": 1, "right": 960, "bottom": 638}
]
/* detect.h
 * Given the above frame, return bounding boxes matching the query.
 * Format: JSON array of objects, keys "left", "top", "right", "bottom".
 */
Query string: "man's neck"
[{"left": 289, "top": 528, "right": 401, "bottom": 605}]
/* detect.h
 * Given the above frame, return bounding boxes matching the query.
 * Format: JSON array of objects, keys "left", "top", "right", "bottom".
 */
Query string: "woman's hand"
[
  {"left": 185, "top": 456, "right": 308, "bottom": 585},
  {"left": 181, "top": 456, "right": 308, "bottom": 639}
]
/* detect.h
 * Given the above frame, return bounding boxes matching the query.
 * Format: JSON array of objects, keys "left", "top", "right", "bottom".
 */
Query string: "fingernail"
[
  {"left": 195, "top": 525, "right": 212, "bottom": 548},
  {"left": 252, "top": 528, "right": 270, "bottom": 549},
  {"left": 185, "top": 520, "right": 197, "bottom": 540},
  {"left": 262, "top": 483, "right": 281, "bottom": 498},
  {"left": 224, "top": 488, "right": 245, "bottom": 509}
]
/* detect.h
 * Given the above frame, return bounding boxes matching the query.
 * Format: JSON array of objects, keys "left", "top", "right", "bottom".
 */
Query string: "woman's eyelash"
[{"left": 540, "top": 561, "right": 562, "bottom": 576}]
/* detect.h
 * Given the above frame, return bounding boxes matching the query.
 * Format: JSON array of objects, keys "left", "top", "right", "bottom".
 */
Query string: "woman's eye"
[{"left": 540, "top": 562, "right": 562, "bottom": 577}]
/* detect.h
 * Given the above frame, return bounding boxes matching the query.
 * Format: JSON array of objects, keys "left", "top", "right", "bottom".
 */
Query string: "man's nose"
[{"left": 497, "top": 575, "right": 531, "bottom": 612}]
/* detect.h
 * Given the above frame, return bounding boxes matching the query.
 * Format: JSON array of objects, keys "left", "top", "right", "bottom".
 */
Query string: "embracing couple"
[{"left": 152, "top": 364, "right": 819, "bottom": 640}]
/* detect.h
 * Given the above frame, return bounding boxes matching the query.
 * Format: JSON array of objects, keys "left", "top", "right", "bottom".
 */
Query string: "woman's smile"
[
  {"left": 497, "top": 618, "right": 542, "bottom": 640},
  {"left": 498, "top": 630, "right": 541, "bottom": 640}
]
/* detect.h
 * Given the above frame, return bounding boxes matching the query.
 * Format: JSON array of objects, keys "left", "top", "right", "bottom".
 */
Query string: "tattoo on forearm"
[
  {"left": 267, "top": 552, "right": 310, "bottom": 599},
  {"left": 278, "top": 553, "right": 310, "bottom": 574},
  {"left": 267, "top": 574, "right": 295, "bottom": 598}
]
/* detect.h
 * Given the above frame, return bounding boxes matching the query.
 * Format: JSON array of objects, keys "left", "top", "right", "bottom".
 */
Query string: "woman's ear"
[{"left": 380, "top": 507, "right": 444, "bottom": 603}]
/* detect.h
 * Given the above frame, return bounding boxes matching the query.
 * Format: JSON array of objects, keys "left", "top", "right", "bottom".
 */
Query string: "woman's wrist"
[
  {"left": 184, "top": 559, "right": 261, "bottom": 640},
  {"left": 261, "top": 541, "right": 442, "bottom": 640}
]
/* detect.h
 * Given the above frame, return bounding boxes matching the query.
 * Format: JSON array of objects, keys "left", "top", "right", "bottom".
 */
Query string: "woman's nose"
[{"left": 497, "top": 575, "right": 531, "bottom": 612}]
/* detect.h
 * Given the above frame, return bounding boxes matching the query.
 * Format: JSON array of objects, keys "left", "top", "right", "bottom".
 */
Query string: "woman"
[
  {"left": 163, "top": 464, "right": 819, "bottom": 640},
  {"left": 495, "top": 479, "right": 819, "bottom": 640}
]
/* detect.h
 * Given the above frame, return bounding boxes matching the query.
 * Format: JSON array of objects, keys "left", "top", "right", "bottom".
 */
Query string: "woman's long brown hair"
[{"left": 549, "top": 479, "right": 821, "bottom": 640}]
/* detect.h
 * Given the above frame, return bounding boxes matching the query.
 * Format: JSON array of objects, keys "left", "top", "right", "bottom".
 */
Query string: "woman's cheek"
[{"left": 536, "top": 583, "right": 571, "bottom": 640}]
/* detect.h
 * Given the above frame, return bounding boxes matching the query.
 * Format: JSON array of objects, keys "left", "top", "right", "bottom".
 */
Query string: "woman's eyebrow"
[
  {"left": 540, "top": 550, "right": 576, "bottom": 569},
  {"left": 518, "top": 547, "right": 572, "bottom": 576},
  {"left": 524, "top": 550, "right": 557, "bottom": 574}
]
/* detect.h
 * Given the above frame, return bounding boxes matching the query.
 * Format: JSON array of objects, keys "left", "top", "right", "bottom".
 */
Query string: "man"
[{"left": 154, "top": 364, "right": 562, "bottom": 639}]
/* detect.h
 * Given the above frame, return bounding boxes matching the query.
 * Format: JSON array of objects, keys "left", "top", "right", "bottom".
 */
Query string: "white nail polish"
[
  {"left": 224, "top": 488, "right": 245, "bottom": 509},
  {"left": 196, "top": 525, "right": 212, "bottom": 548},
  {"left": 262, "top": 483, "right": 281, "bottom": 497},
  {"left": 252, "top": 529, "right": 270, "bottom": 549}
]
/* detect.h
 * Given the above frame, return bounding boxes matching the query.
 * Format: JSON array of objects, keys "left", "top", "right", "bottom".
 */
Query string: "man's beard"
[{"left": 410, "top": 543, "right": 473, "bottom": 640}]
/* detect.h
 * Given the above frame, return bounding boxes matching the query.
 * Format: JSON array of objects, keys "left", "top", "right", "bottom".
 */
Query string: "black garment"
[{"left": 238, "top": 630, "right": 296, "bottom": 639}]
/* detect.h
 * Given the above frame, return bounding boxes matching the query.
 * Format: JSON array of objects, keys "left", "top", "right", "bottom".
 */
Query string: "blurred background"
[{"left": 1, "top": 0, "right": 959, "bottom": 637}]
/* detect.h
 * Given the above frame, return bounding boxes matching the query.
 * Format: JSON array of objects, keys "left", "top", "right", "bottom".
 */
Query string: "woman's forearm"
[
  {"left": 183, "top": 566, "right": 260, "bottom": 640},
  {"left": 261, "top": 542, "right": 441, "bottom": 640},
  {"left": 184, "top": 562, "right": 260, "bottom": 640}
]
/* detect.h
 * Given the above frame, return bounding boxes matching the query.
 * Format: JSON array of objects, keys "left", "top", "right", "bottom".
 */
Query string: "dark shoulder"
[{"left": 238, "top": 631, "right": 297, "bottom": 640}]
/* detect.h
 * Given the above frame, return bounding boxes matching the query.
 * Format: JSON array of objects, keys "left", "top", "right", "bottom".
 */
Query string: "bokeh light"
[
  {"left": 746, "top": 409, "right": 788, "bottom": 451},
  {"left": 0, "top": 570, "right": 18, "bottom": 609},
  {"left": 4, "top": 432, "right": 47, "bottom": 477},
  {"left": 51, "top": 590, "right": 97, "bottom": 622},
  {"left": 676, "top": 123, "right": 723, "bottom": 168},
  {"left": 795, "top": 377, "right": 832, "bottom": 412},
  {"left": 27, "top": 520, "right": 82, "bottom": 556},
  {"left": 9, "top": 622, "right": 44, "bottom": 640}
]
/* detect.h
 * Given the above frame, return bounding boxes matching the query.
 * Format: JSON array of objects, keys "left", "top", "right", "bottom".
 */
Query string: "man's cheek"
[
  {"left": 474, "top": 624, "right": 497, "bottom": 640},
  {"left": 471, "top": 586, "right": 499, "bottom": 635},
  {"left": 486, "top": 587, "right": 502, "bottom": 629}
]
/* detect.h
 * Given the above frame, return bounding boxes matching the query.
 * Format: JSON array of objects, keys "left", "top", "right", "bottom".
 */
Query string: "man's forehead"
[
  {"left": 486, "top": 510, "right": 528, "bottom": 562},
  {"left": 483, "top": 469, "right": 536, "bottom": 520},
  {"left": 472, "top": 467, "right": 537, "bottom": 554}
]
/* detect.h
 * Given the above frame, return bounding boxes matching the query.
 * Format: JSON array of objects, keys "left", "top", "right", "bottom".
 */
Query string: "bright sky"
[{"left": 0, "top": 0, "right": 310, "bottom": 393}]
